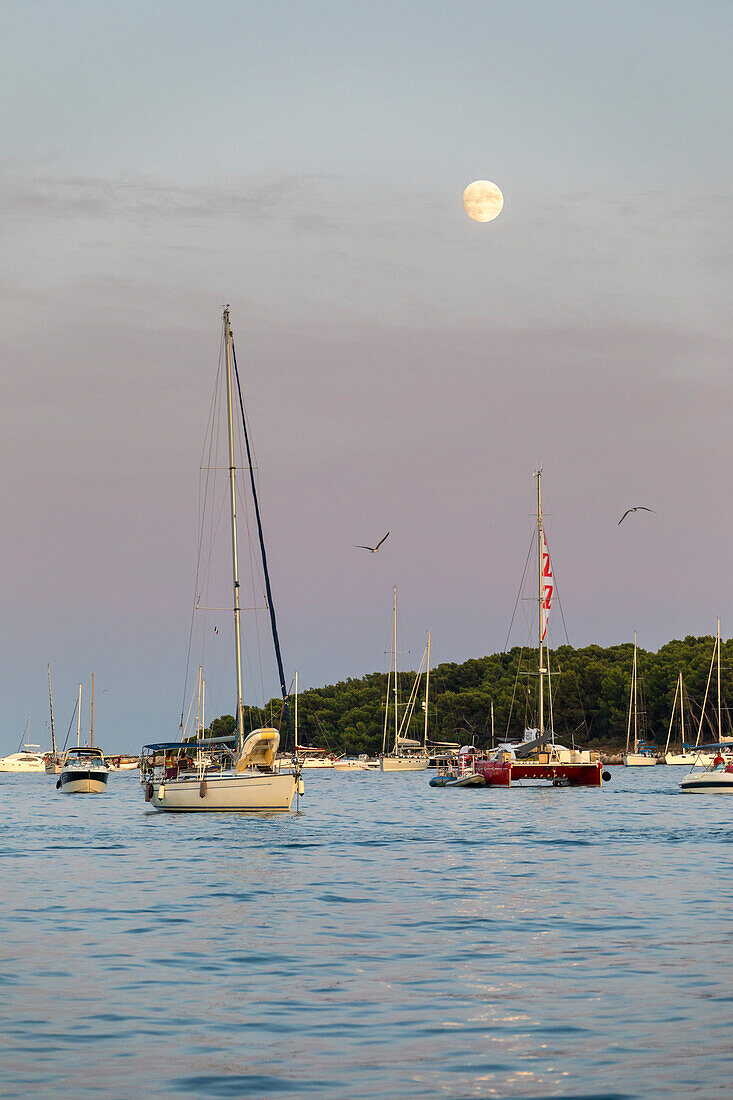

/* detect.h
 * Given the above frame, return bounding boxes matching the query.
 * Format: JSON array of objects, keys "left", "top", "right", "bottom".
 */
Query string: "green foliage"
[{"left": 207, "top": 634, "right": 733, "bottom": 755}]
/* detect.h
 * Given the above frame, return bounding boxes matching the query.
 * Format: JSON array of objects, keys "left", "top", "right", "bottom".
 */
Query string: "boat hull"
[
  {"left": 145, "top": 771, "right": 296, "bottom": 812},
  {"left": 679, "top": 772, "right": 733, "bottom": 793},
  {"left": 380, "top": 755, "right": 428, "bottom": 772},
  {"left": 473, "top": 759, "right": 603, "bottom": 788},
  {"left": 58, "top": 770, "right": 109, "bottom": 794},
  {"left": 622, "top": 754, "right": 658, "bottom": 766},
  {"left": 0, "top": 758, "right": 48, "bottom": 773}
]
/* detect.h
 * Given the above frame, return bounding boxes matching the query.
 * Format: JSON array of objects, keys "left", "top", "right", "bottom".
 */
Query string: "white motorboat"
[
  {"left": 140, "top": 309, "right": 300, "bottom": 812},
  {"left": 333, "top": 755, "right": 378, "bottom": 771},
  {"left": 0, "top": 746, "right": 48, "bottom": 773},
  {"left": 380, "top": 590, "right": 430, "bottom": 773},
  {"left": 680, "top": 748, "right": 733, "bottom": 793},
  {"left": 57, "top": 746, "right": 109, "bottom": 794}
]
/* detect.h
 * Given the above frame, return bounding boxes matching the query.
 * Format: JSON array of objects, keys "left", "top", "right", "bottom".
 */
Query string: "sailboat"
[
  {"left": 471, "top": 472, "right": 604, "bottom": 788},
  {"left": 622, "top": 635, "right": 658, "bottom": 765},
  {"left": 679, "top": 621, "right": 733, "bottom": 790},
  {"left": 140, "top": 309, "right": 300, "bottom": 812},
  {"left": 57, "top": 676, "right": 110, "bottom": 793},
  {"left": 45, "top": 664, "right": 62, "bottom": 774},
  {"left": 663, "top": 672, "right": 691, "bottom": 765},
  {"left": 671, "top": 621, "right": 732, "bottom": 767},
  {"left": 380, "top": 588, "right": 430, "bottom": 772}
]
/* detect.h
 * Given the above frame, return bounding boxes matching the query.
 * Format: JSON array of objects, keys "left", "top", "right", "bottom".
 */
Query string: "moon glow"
[{"left": 463, "top": 180, "right": 504, "bottom": 222}]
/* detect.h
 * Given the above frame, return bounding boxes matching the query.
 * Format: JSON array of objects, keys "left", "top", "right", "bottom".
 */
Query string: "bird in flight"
[
  {"left": 355, "top": 532, "right": 390, "bottom": 553},
  {"left": 618, "top": 507, "right": 655, "bottom": 525}
]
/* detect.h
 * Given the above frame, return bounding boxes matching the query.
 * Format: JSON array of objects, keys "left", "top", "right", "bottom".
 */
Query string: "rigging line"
[
  {"left": 180, "top": 344, "right": 225, "bottom": 729},
  {"left": 505, "top": 645, "right": 526, "bottom": 739},
  {"left": 230, "top": 333, "right": 292, "bottom": 750},
  {"left": 60, "top": 694, "right": 80, "bottom": 753},
  {"left": 234, "top": 416, "right": 268, "bottom": 713},
  {"left": 503, "top": 533, "right": 535, "bottom": 653}
]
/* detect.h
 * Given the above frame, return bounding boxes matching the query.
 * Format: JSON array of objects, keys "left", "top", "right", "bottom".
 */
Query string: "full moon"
[{"left": 463, "top": 180, "right": 504, "bottom": 222}]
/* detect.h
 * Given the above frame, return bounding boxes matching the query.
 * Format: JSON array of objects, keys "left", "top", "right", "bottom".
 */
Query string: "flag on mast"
[{"left": 541, "top": 529, "right": 553, "bottom": 641}]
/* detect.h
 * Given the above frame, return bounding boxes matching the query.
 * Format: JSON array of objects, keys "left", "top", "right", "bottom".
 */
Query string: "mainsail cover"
[{"left": 541, "top": 528, "right": 553, "bottom": 641}]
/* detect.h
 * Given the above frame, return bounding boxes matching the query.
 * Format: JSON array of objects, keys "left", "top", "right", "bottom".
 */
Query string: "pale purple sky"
[{"left": 0, "top": 0, "right": 731, "bottom": 751}]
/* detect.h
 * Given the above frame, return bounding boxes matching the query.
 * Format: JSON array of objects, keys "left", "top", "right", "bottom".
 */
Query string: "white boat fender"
[
  {"left": 199, "top": 780, "right": 207, "bottom": 798},
  {"left": 298, "top": 778, "right": 305, "bottom": 796},
  {"left": 158, "top": 784, "right": 165, "bottom": 799},
  {"left": 602, "top": 771, "right": 611, "bottom": 782}
]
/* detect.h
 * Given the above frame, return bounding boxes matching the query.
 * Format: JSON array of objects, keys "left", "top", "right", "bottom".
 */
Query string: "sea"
[{"left": 1, "top": 766, "right": 732, "bottom": 1099}]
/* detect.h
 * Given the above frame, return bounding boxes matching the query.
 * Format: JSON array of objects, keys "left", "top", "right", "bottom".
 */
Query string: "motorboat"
[
  {"left": 0, "top": 746, "right": 48, "bottom": 773},
  {"left": 57, "top": 746, "right": 109, "bottom": 794},
  {"left": 430, "top": 746, "right": 486, "bottom": 787},
  {"left": 680, "top": 747, "right": 733, "bottom": 793}
]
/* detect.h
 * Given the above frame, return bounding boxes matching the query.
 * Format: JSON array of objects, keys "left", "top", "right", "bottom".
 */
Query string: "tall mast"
[
  {"left": 77, "top": 684, "right": 82, "bottom": 747},
  {"left": 223, "top": 308, "right": 245, "bottom": 754},
  {"left": 48, "top": 665, "right": 57, "bottom": 760},
  {"left": 295, "top": 670, "right": 299, "bottom": 752},
  {"left": 90, "top": 673, "right": 94, "bottom": 748},
  {"left": 629, "top": 638, "right": 633, "bottom": 756},
  {"left": 393, "top": 586, "right": 398, "bottom": 754},
  {"left": 713, "top": 620, "right": 717, "bottom": 739},
  {"left": 423, "top": 631, "right": 431, "bottom": 750},
  {"left": 537, "top": 471, "right": 545, "bottom": 737}
]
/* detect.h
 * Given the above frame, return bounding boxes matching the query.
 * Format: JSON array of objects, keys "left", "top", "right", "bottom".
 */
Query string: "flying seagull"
[
  {"left": 618, "top": 507, "right": 655, "bottom": 526},
  {"left": 355, "top": 532, "right": 390, "bottom": 553}
]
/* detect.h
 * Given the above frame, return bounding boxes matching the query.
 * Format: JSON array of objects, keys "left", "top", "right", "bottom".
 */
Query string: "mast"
[
  {"left": 90, "top": 673, "right": 94, "bottom": 748},
  {"left": 665, "top": 672, "right": 681, "bottom": 755},
  {"left": 77, "top": 684, "right": 82, "bottom": 748},
  {"left": 423, "top": 632, "right": 431, "bottom": 750},
  {"left": 537, "top": 471, "right": 545, "bottom": 737},
  {"left": 48, "top": 665, "right": 57, "bottom": 761},
  {"left": 625, "top": 634, "right": 636, "bottom": 755},
  {"left": 393, "top": 586, "right": 398, "bottom": 754},
  {"left": 223, "top": 308, "right": 246, "bottom": 754},
  {"left": 679, "top": 671, "right": 684, "bottom": 748},
  {"left": 713, "top": 620, "right": 717, "bottom": 739},
  {"left": 295, "top": 670, "right": 299, "bottom": 752},
  {"left": 632, "top": 636, "right": 638, "bottom": 753}
]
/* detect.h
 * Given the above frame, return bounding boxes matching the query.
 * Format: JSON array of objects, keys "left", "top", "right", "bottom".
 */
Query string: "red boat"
[{"left": 473, "top": 745, "right": 604, "bottom": 788}]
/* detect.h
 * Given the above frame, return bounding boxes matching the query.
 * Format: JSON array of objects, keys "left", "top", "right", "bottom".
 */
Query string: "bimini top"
[
  {"left": 141, "top": 735, "right": 236, "bottom": 753},
  {"left": 63, "top": 746, "right": 106, "bottom": 761}
]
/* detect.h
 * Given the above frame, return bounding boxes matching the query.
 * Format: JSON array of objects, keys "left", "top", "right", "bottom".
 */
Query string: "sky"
[{"left": 0, "top": 0, "right": 731, "bottom": 753}]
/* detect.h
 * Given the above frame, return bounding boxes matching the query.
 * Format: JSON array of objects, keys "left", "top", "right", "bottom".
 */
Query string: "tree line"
[{"left": 206, "top": 634, "right": 733, "bottom": 755}]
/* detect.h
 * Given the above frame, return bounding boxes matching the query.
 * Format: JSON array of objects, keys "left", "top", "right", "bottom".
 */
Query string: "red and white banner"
[{"left": 541, "top": 529, "right": 553, "bottom": 641}]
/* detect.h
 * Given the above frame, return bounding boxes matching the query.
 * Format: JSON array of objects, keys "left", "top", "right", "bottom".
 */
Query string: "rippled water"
[{"left": 2, "top": 766, "right": 732, "bottom": 1097}]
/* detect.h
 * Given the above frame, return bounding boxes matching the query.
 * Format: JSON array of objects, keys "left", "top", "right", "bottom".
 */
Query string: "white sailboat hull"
[
  {"left": 664, "top": 752, "right": 707, "bottom": 766},
  {"left": 145, "top": 770, "right": 296, "bottom": 812},
  {"left": 380, "top": 755, "right": 429, "bottom": 772},
  {"left": 622, "top": 753, "right": 658, "bottom": 766}
]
